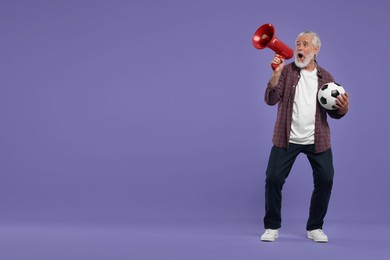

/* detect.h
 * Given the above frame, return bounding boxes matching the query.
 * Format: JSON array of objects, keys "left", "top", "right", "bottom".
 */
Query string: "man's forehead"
[{"left": 297, "top": 35, "right": 313, "bottom": 42}]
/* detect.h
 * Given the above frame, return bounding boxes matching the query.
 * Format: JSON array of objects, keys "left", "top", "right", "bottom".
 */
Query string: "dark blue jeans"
[{"left": 263, "top": 143, "right": 334, "bottom": 231}]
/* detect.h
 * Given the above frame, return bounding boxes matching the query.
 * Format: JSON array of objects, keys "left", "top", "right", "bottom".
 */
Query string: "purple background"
[{"left": 1, "top": 0, "right": 389, "bottom": 259}]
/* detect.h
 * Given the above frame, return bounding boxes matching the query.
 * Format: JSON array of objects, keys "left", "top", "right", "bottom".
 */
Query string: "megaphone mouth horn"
[{"left": 252, "top": 23, "right": 294, "bottom": 69}]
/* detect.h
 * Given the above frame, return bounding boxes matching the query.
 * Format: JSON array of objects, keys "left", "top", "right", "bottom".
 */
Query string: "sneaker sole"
[
  {"left": 307, "top": 236, "right": 328, "bottom": 243},
  {"left": 260, "top": 235, "right": 278, "bottom": 242}
]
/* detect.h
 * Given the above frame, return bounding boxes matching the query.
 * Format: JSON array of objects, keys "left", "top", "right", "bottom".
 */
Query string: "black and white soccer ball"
[{"left": 317, "top": 82, "right": 346, "bottom": 110}]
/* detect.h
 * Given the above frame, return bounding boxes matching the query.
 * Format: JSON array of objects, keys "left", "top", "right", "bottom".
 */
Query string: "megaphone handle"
[
  {"left": 271, "top": 56, "right": 285, "bottom": 70},
  {"left": 271, "top": 63, "right": 279, "bottom": 70}
]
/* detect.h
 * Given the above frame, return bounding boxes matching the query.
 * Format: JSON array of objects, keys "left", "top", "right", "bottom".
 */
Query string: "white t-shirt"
[{"left": 289, "top": 68, "right": 318, "bottom": 145}]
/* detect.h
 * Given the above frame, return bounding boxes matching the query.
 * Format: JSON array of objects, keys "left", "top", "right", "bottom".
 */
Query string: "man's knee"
[
  {"left": 315, "top": 171, "right": 334, "bottom": 187},
  {"left": 265, "top": 172, "right": 286, "bottom": 186}
]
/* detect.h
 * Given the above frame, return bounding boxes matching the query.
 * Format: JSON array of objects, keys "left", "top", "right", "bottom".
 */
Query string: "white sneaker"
[
  {"left": 260, "top": 229, "right": 278, "bottom": 242},
  {"left": 307, "top": 229, "right": 328, "bottom": 242}
]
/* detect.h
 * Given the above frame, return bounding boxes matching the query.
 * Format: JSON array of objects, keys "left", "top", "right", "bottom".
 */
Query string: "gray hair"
[{"left": 296, "top": 31, "right": 321, "bottom": 52}]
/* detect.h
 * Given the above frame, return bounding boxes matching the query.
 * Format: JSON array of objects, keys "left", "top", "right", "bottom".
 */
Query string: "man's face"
[{"left": 294, "top": 34, "right": 319, "bottom": 68}]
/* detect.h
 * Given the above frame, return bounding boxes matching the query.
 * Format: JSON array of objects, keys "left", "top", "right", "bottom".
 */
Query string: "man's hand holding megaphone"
[{"left": 269, "top": 54, "right": 285, "bottom": 87}]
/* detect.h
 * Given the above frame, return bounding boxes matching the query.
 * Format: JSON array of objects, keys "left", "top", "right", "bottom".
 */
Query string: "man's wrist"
[{"left": 337, "top": 106, "right": 348, "bottom": 115}]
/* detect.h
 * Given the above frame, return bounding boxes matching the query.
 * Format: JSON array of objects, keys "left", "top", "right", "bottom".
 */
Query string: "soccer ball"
[{"left": 317, "top": 82, "right": 345, "bottom": 110}]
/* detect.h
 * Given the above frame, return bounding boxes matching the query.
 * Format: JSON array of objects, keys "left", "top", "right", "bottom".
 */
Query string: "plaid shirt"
[{"left": 264, "top": 62, "right": 346, "bottom": 153}]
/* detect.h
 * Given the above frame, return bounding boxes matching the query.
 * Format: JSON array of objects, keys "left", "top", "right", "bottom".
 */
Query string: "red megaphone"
[{"left": 252, "top": 23, "right": 293, "bottom": 70}]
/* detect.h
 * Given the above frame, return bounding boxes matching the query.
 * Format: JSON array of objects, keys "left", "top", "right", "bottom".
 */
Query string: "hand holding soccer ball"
[{"left": 317, "top": 82, "right": 349, "bottom": 112}]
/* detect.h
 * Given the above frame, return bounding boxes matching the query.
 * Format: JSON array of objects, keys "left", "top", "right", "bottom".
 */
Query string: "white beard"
[{"left": 295, "top": 51, "right": 315, "bottom": 68}]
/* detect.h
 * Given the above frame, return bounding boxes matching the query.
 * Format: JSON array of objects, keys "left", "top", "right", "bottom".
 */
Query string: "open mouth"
[{"left": 298, "top": 53, "right": 304, "bottom": 58}]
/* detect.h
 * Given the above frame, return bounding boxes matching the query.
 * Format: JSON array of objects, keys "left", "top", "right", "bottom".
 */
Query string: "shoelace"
[
  {"left": 313, "top": 229, "right": 327, "bottom": 237},
  {"left": 265, "top": 229, "right": 276, "bottom": 234}
]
